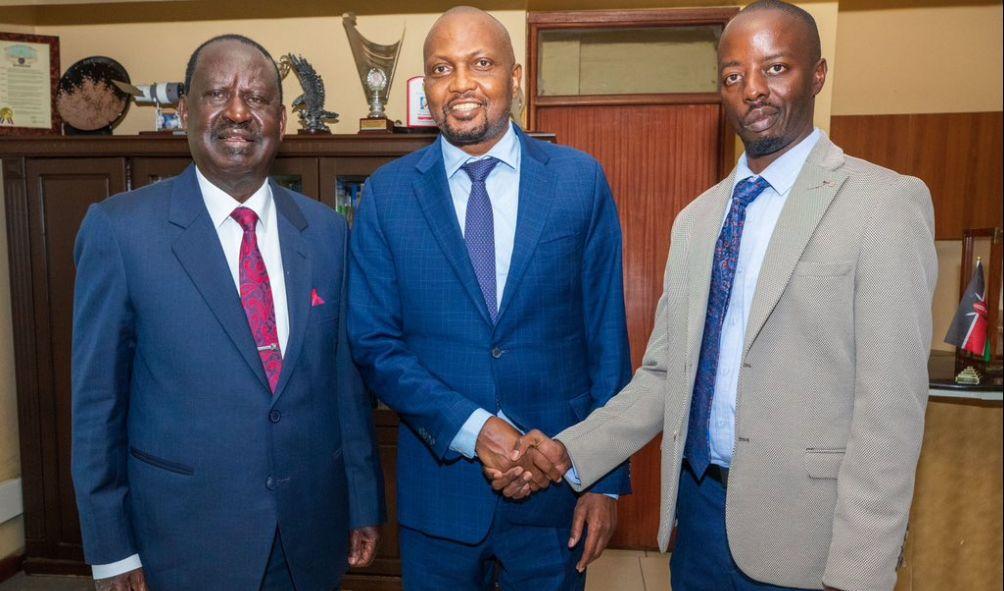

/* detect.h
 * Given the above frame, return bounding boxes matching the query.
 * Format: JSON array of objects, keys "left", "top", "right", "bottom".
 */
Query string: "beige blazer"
[{"left": 558, "top": 135, "right": 937, "bottom": 591}]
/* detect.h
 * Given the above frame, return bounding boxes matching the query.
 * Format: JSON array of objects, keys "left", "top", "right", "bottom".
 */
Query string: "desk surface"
[{"left": 928, "top": 351, "right": 1003, "bottom": 402}]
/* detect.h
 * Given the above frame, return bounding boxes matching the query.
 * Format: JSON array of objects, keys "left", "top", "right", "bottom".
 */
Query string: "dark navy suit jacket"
[
  {"left": 71, "top": 165, "right": 383, "bottom": 591},
  {"left": 348, "top": 126, "right": 631, "bottom": 544}
]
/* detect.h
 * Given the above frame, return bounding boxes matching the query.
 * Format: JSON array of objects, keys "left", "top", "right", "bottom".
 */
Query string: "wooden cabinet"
[{"left": 0, "top": 134, "right": 447, "bottom": 590}]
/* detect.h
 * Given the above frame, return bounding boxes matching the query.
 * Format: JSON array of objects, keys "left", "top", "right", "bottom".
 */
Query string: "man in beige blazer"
[{"left": 488, "top": 2, "right": 937, "bottom": 590}]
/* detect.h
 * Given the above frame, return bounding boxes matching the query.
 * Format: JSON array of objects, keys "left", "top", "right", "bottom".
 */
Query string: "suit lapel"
[
  {"left": 412, "top": 142, "right": 494, "bottom": 326},
  {"left": 271, "top": 183, "right": 311, "bottom": 402},
  {"left": 686, "top": 175, "right": 735, "bottom": 367},
  {"left": 497, "top": 130, "right": 556, "bottom": 323},
  {"left": 169, "top": 165, "right": 270, "bottom": 392},
  {"left": 742, "top": 136, "right": 848, "bottom": 355}
]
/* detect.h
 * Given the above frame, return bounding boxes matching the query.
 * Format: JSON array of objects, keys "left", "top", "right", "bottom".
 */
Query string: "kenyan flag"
[{"left": 945, "top": 259, "right": 990, "bottom": 359}]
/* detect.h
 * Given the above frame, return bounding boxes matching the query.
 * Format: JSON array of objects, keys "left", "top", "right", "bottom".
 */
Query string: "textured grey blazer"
[{"left": 558, "top": 134, "right": 937, "bottom": 591}]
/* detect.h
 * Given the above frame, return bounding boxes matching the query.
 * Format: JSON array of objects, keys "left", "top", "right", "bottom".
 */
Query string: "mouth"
[
  {"left": 742, "top": 106, "right": 780, "bottom": 134},
  {"left": 446, "top": 98, "right": 485, "bottom": 120},
  {"left": 215, "top": 128, "right": 258, "bottom": 147}
]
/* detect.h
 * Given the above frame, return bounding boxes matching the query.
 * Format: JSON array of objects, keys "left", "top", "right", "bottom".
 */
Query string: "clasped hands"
[{"left": 475, "top": 417, "right": 572, "bottom": 500}]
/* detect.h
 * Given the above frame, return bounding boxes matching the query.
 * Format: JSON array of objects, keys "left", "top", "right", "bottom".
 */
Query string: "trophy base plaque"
[
  {"left": 360, "top": 117, "right": 394, "bottom": 133},
  {"left": 297, "top": 128, "right": 332, "bottom": 135}
]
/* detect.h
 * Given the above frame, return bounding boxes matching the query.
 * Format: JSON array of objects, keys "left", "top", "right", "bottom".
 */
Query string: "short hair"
[
  {"left": 739, "top": 0, "right": 821, "bottom": 63},
  {"left": 183, "top": 34, "right": 283, "bottom": 103}
]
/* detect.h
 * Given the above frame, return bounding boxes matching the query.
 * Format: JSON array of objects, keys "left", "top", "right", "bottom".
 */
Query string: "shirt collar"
[
  {"left": 440, "top": 120, "right": 520, "bottom": 179},
  {"left": 735, "top": 128, "right": 822, "bottom": 196},
  {"left": 196, "top": 166, "right": 273, "bottom": 232}
]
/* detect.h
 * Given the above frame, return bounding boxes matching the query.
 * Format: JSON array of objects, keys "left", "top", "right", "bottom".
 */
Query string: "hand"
[
  {"left": 484, "top": 429, "right": 573, "bottom": 499},
  {"left": 94, "top": 567, "right": 147, "bottom": 591},
  {"left": 348, "top": 526, "right": 379, "bottom": 568},
  {"left": 476, "top": 418, "right": 550, "bottom": 492},
  {"left": 569, "top": 493, "right": 617, "bottom": 572}
]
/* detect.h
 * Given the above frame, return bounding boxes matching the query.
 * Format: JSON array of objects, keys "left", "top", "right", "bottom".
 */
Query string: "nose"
[
  {"left": 223, "top": 93, "right": 252, "bottom": 123},
  {"left": 744, "top": 69, "right": 768, "bottom": 103},
  {"left": 448, "top": 65, "right": 477, "bottom": 95}
]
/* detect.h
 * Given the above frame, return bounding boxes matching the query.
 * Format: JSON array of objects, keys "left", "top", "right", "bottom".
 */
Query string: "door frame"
[{"left": 526, "top": 7, "right": 739, "bottom": 176}]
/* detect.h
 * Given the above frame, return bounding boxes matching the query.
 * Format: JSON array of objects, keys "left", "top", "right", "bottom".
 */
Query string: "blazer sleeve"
[
  {"left": 822, "top": 178, "right": 937, "bottom": 591},
  {"left": 347, "top": 178, "right": 482, "bottom": 460},
  {"left": 557, "top": 207, "right": 689, "bottom": 490},
  {"left": 336, "top": 218, "right": 386, "bottom": 529},
  {"left": 70, "top": 205, "right": 138, "bottom": 565},
  {"left": 578, "top": 162, "right": 633, "bottom": 495}
]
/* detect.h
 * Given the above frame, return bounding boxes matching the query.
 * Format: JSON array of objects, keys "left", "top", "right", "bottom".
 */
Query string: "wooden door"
[
  {"left": 529, "top": 8, "right": 736, "bottom": 549},
  {"left": 13, "top": 157, "right": 127, "bottom": 568}
]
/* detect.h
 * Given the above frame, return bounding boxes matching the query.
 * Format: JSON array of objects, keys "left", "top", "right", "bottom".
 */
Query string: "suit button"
[
  {"left": 266, "top": 476, "right": 276, "bottom": 490},
  {"left": 491, "top": 347, "right": 504, "bottom": 359},
  {"left": 269, "top": 410, "right": 281, "bottom": 423}
]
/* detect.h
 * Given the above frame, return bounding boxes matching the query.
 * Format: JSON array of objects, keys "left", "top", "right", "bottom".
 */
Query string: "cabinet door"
[
  {"left": 271, "top": 158, "right": 319, "bottom": 199},
  {"left": 16, "top": 158, "right": 127, "bottom": 564},
  {"left": 319, "top": 157, "right": 395, "bottom": 224},
  {"left": 132, "top": 157, "right": 191, "bottom": 188}
]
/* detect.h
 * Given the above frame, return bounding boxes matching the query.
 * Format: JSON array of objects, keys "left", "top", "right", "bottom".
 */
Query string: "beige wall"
[
  {"left": 34, "top": 11, "right": 527, "bottom": 136},
  {"left": 832, "top": 4, "right": 1003, "bottom": 115}
]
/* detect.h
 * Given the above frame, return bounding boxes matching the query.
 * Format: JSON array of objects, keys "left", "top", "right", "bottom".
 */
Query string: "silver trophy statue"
[
  {"left": 343, "top": 12, "right": 404, "bottom": 132},
  {"left": 278, "top": 54, "right": 339, "bottom": 134}
]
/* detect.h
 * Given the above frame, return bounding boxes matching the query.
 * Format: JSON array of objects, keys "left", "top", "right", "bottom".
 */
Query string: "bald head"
[
  {"left": 424, "top": 6, "right": 515, "bottom": 67},
  {"left": 727, "top": 0, "right": 821, "bottom": 63}
]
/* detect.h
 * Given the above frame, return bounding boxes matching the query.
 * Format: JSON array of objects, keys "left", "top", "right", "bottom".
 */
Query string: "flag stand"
[{"left": 953, "top": 228, "right": 1003, "bottom": 379}]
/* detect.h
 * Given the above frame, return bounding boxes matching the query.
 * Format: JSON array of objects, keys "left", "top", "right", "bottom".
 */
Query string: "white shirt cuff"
[
  {"left": 449, "top": 408, "right": 494, "bottom": 458},
  {"left": 91, "top": 554, "right": 142, "bottom": 580},
  {"left": 565, "top": 463, "right": 617, "bottom": 499}
]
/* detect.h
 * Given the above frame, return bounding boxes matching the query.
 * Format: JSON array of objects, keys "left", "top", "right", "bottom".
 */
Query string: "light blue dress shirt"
[
  {"left": 444, "top": 122, "right": 522, "bottom": 458},
  {"left": 709, "top": 128, "right": 822, "bottom": 467}
]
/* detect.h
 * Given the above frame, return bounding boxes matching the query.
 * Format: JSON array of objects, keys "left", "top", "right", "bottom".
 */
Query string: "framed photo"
[
  {"left": 0, "top": 32, "right": 60, "bottom": 135},
  {"left": 406, "top": 76, "right": 436, "bottom": 128}
]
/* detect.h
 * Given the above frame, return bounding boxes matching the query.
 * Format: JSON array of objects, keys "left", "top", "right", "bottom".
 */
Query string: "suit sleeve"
[
  {"left": 347, "top": 178, "right": 482, "bottom": 460},
  {"left": 557, "top": 208, "right": 687, "bottom": 490},
  {"left": 71, "top": 205, "right": 138, "bottom": 565},
  {"left": 822, "top": 179, "right": 937, "bottom": 591},
  {"left": 336, "top": 218, "right": 386, "bottom": 529},
  {"left": 578, "top": 162, "right": 633, "bottom": 496}
]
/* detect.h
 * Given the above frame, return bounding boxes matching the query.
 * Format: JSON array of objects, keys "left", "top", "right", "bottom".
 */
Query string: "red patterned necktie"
[{"left": 231, "top": 206, "right": 283, "bottom": 393}]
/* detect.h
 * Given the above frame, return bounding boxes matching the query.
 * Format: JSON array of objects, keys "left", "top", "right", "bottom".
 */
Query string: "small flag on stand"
[{"left": 944, "top": 258, "right": 990, "bottom": 359}]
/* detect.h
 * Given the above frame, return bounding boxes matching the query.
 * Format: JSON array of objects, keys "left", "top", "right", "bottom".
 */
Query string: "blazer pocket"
[
  {"left": 803, "top": 448, "right": 845, "bottom": 479},
  {"left": 539, "top": 231, "right": 581, "bottom": 246},
  {"left": 793, "top": 261, "right": 853, "bottom": 277},
  {"left": 568, "top": 391, "right": 592, "bottom": 421},
  {"left": 130, "top": 446, "right": 194, "bottom": 476}
]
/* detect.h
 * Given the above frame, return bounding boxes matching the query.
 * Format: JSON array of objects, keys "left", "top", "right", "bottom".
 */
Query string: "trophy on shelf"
[
  {"left": 343, "top": 12, "right": 404, "bottom": 133},
  {"left": 278, "top": 54, "right": 339, "bottom": 134}
]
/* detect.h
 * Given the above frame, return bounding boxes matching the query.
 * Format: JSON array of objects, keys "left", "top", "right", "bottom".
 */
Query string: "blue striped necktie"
[
  {"left": 684, "top": 175, "right": 770, "bottom": 476},
  {"left": 461, "top": 157, "right": 501, "bottom": 323}
]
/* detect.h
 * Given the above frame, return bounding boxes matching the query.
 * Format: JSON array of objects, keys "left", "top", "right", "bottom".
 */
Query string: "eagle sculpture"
[{"left": 279, "top": 54, "right": 339, "bottom": 133}]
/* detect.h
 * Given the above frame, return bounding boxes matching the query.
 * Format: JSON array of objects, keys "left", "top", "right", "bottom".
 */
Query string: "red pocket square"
[{"left": 311, "top": 289, "right": 325, "bottom": 307}]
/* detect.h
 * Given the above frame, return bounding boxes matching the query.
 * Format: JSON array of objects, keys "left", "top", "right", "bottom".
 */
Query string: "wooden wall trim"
[
  {"left": 829, "top": 112, "right": 1003, "bottom": 241},
  {"left": 528, "top": 7, "right": 739, "bottom": 26},
  {"left": 536, "top": 93, "right": 720, "bottom": 107},
  {"left": 0, "top": 552, "right": 24, "bottom": 584}
]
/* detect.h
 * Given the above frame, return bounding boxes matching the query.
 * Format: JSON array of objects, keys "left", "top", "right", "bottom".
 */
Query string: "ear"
[
  {"left": 811, "top": 58, "right": 828, "bottom": 97},
  {"left": 511, "top": 63, "right": 523, "bottom": 97},
  {"left": 177, "top": 96, "right": 189, "bottom": 129},
  {"left": 279, "top": 103, "right": 287, "bottom": 137}
]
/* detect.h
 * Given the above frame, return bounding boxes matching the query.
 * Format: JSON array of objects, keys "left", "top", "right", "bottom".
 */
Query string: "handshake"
[{"left": 476, "top": 416, "right": 574, "bottom": 499}]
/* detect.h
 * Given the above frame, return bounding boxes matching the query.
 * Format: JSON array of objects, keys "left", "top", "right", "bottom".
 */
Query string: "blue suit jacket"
[
  {"left": 71, "top": 166, "right": 384, "bottom": 591},
  {"left": 348, "top": 127, "right": 631, "bottom": 544}
]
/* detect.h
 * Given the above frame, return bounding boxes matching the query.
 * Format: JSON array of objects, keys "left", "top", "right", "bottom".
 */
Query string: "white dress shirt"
[
  {"left": 708, "top": 128, "right": 821, "bottom": 467},
  {"left": 91, "top": 168, "right": 290, "bottom": 578}
]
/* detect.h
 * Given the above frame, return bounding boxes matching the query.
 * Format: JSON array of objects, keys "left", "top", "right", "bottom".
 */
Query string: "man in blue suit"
[
  {"left": 348, "top": 8, "right": 631, "bottom": 590},
  {"left": 72, "top": 35, "right": 383, "bottom": 591}
]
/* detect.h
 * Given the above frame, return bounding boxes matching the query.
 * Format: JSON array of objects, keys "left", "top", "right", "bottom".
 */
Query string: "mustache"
[
  {"left": 212, "top": 119, "right": 260, "bottom": 140},
  {"left": 743, "top": 101, "right": 780, "bottom": 120}
]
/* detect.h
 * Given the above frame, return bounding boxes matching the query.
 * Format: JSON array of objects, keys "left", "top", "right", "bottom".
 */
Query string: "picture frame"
[{"left": 0, "top": 31, "right": 60, "bottom": 135}]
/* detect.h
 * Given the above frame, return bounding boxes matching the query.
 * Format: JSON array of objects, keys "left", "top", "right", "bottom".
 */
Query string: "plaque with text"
[{"left": 0, "top": 32, "right": 60, "bottom": 135}]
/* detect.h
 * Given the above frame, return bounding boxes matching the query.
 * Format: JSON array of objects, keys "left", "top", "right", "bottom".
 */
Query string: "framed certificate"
[{"left": 0, "top": 32, "right": 60, "bottom": 135}]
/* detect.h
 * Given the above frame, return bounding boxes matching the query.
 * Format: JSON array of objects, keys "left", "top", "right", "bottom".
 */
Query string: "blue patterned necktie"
[
  {"left": 684, "top": 175, "right": 771, "bottom": 477},
  {"left": 462, "top": 157, "right": 502, "bottom": 323}
]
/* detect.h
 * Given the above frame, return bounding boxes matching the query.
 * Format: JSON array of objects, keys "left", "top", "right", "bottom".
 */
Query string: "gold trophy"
[{"left": 343, "top": 12, "right": 404, "bottom": 133}]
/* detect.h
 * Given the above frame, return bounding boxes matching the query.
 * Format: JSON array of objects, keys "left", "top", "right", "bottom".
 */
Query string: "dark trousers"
[
  {"left": 260, "top": 528, "right": 297, "bottom": 591},
  {"left": 670, "top": 465, "right": 817, "bottom": 591},
  {"left": 400, "top": 508, "right": 586, "bottom": 591}
]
